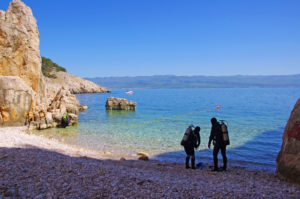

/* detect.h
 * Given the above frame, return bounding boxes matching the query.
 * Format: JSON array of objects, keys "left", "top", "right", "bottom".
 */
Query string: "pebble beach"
[{"left": 0, "top": 127, "right": 300, "bottom": 198}]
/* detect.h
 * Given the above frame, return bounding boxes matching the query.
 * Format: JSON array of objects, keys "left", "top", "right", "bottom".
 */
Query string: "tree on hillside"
[{"left": 41, "top": 57, "right": 66, "bottom": 78}]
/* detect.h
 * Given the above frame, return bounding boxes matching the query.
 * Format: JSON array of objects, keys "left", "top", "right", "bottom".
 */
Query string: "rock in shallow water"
[{"left": 106, "top": 97, "right": 136, "bottom": 111}]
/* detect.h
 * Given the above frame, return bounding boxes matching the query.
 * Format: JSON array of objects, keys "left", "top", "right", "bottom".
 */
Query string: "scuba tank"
[
  {"left": 220, "top": 120, "right": 230, "bottom": 145},
  {"left": 180, "top": 125, "right": 195, "bottom": 146}
]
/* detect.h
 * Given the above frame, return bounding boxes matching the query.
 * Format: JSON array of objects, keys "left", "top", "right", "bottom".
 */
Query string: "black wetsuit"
[
  {"left": 208, "top": 122, "right": 227, "bottom": 171},
  {"left": 61, "top": 115, "right": 70, "bottom": 128},
  {"left": 183, "top": 129, "right": 200, "bottom": 169}
]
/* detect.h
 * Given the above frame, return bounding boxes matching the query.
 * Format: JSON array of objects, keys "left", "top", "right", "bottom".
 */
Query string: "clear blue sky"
[{"left": 1, "top": 0, "right": 300, "bottom": 77}]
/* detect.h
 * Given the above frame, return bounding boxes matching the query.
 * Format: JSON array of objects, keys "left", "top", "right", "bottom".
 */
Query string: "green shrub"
[{"left": 41, "top": 57, "right": 66, "bottom": 78}]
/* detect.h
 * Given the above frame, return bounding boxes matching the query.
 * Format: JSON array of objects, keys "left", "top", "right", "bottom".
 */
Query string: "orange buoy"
[{"left": 216, "top": 106, "right": 220, "bottom": 110}]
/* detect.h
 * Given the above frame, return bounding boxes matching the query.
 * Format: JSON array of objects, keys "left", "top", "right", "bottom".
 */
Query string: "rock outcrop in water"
[
  {"left": 106, "top": 97, "right": 136, "bottom": 111},
  {"left": 0, "top": 0, "right": 104, "bottom": 129},
  {"left": 277, "top": 99, "right": 300, "bottom": 184}
]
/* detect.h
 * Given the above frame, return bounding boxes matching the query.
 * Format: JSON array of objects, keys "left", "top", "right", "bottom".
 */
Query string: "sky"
[{"left": 1, "top": 0, "right": 300, "bottom": 77}]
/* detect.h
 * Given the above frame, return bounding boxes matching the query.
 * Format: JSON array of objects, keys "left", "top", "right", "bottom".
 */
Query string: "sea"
[{"left": 34, "top": 88, "right": 300, "bottom": 172}]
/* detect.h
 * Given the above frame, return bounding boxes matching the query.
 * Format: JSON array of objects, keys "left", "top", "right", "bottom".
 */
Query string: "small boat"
[{"left": 126, "top": 90, "right": 133, "bottom": 94}]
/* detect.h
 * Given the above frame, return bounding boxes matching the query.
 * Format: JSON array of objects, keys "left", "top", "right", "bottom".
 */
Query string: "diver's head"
[{"left": 211, "top": 117, "right": 217, "bottom": 125}]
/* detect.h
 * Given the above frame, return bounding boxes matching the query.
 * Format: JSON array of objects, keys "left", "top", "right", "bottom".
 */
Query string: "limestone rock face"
[
  {"left": 45, "top": 71, "right": 110, "bottom": 95},
  {"left": 277, "top": 99, "right": 300, "bottom": 184},
  {"left": 0, "top": 76, "right": 34, "bottom": 126},
  {"left": 0, "top": 0, "right": 85, "bottom": 129},
  {"left": 106, "top": 97, "right": 136, "bottom": 111},
  {"left": 0, "top": 0, "right": 47, "bottom": 127},
  {"left": 0, "top": 0, "right": 45, "bottom": 99}
]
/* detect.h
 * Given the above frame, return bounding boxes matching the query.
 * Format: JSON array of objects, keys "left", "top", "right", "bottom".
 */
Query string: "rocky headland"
[
  {"left": 0, "top": 0, "right": 108, "bottom": 130},
  {"left": 45, "top": 71, "right": 110, "bottom": 95}
]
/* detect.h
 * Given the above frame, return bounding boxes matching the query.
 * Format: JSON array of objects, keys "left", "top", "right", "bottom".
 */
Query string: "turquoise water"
[{"left": 37, "top": 88, "right": 300, "bottom": 171}]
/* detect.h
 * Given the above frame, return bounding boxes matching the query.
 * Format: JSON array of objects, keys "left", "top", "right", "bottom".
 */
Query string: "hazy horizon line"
[{"left": 84, "top": 73, "right": 300, "bottom": 79}]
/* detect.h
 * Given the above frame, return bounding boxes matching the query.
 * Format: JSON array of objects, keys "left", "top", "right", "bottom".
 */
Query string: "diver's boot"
[
  {"left": 185, "top": 157, "right": 190, "bottom": 169},
  {"left": 212, "top": 155, "right": 219, "bottom": 171},
  {"left": 191, "top": 157, "right": 196, "bottom": 169},
  {"left": 211, "top": 167, "right": 219, "bottom": 172},
  {"left": 222, "top": 160, "right": 227, "bottom": 171}
]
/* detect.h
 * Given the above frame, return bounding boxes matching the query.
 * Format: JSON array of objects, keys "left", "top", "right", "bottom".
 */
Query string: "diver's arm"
[
  {"left": 208, "top": 128, "right": 214, "bottom": 149},
  {"left": 197, "top": 131, "right": 200, "bottom": 148}
]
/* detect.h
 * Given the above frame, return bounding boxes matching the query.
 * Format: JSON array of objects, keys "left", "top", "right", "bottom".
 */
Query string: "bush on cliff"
[{"left": 42, "top": 57, "right": 66, "bottom": 78}]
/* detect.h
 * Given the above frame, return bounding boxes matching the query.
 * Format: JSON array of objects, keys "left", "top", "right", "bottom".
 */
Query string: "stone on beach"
[
  {"left": 137, "top": 152, "right": 149, "bottom": 161},
  {"left": 120, "top": 157, "right": 126, "bottom": 162}
]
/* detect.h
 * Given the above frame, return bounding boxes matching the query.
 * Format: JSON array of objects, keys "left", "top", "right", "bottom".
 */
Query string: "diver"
[
  {"left": 61, "top": 113, "right": 70, "bottom": 128},
  {"left": 208, "top": 117, "right": 227, "bottom": 171},
  {"left": 181, "top": 125, "right": 201, "bottom": 169}
]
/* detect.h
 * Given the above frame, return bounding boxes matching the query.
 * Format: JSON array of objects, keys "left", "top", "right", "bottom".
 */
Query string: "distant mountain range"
[{"left": 86, "top": 74, "right": 300, "bottom": 89}]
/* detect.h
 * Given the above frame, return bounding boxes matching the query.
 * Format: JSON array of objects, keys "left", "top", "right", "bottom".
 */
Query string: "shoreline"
[
  {"left": 0, "top": 127, "right": 121, "bottom": 161},
  {"left": 1, "top": 126, "right": 300, "bottom": 198},
  {"left": 29, "top": 125, "right": 278, "bottom": 173}
]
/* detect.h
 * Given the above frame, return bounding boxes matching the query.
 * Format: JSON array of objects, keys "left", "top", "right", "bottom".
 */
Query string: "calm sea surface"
[{"left": 35, "top": 88, "right": 300, "bottom": 172}]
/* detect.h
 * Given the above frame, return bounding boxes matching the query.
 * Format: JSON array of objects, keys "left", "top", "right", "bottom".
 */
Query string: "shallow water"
[{"left": 35, "top": 88, "right": 300, "bottom": 171}]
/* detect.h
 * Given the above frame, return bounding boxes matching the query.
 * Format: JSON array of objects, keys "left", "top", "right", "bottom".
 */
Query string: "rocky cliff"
[
  {"left": 0, "top": 0, "right": 105, "bottom": 129},
  {"left": 0, "top": 0, "right": 45, "bottom": 102},
  {"left": 0, "top": 0, "right": 47, "bottom": 127},
  {"left": 277, "top": 99, "right": 300, "bottom": 184}
]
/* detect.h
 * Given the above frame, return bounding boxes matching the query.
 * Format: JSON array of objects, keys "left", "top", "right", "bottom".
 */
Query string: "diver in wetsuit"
[
  {"left": 61, "top": 113, "right": 70, "bottom": 128},
  {"left": 183, "top": 126, "right": 201, "bottom": 169},
  {"left": 208, "top": 118, "right": 227, "bottom": 171}
]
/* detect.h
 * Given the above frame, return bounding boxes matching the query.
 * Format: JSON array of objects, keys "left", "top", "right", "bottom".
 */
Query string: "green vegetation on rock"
[{"left": 41, "top": 57, "right": 66, "bottom": 78}]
